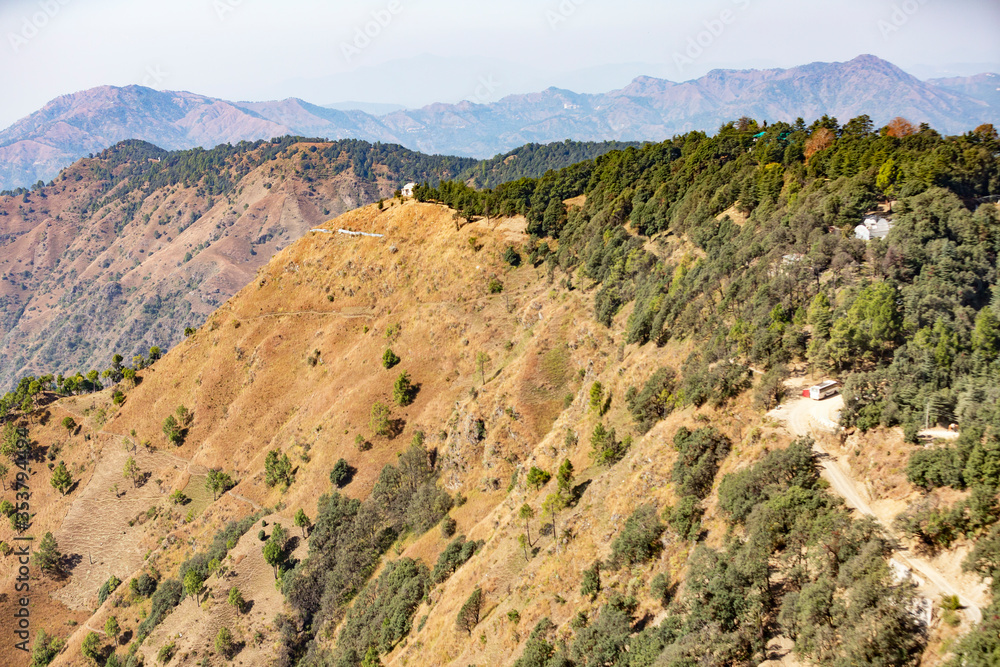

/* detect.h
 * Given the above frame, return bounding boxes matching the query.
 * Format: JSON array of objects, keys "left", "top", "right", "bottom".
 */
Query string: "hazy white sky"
[{"left": 1, "top": 0, "right": 998, "bottom": 128}]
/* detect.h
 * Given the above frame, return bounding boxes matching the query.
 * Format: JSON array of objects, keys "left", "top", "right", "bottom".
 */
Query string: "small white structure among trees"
[{"left": 854, "top": 216, "right": 892, "bottom": 241}]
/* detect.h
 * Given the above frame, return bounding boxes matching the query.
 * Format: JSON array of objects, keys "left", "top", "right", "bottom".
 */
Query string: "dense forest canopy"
[{"left": 416, "top": 116, "right": 1000, "bottom": 437}]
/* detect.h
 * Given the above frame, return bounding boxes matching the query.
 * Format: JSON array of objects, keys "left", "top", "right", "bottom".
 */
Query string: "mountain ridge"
[
  {"left": 1, "top": 54, "right": 996, "bottom": 192},
  {"left": 0, "top": 136, "right": 635, "bottom": 389}
]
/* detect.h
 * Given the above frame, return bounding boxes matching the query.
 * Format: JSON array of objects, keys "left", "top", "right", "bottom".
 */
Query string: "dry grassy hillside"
[
  {"left": 0, "top": 199, "right": 972, "bottom": 667},
  {"left": 0, "top": 142, "right": 421, "bottom": 389}
]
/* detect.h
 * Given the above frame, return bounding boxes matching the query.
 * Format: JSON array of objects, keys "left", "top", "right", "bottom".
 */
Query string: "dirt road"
[{"left": 769, "top": 387, "right": 984, "bottom": 625}]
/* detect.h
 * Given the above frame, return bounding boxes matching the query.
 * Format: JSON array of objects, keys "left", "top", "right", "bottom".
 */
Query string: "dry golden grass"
[{"left": 1, "top": 199, "right": 971, "bottom": 666}]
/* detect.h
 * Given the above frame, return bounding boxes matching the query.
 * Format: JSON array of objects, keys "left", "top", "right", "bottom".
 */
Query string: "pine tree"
[
  {"left": 392, "top": 371, "right": 414, "bottom": 406},
  {"left": 476, "top": 351, "right": 490, "bottom": 386},
  {"left": 557, "top": 459, "right": 574, "bottom": 499},
  {"left": 589, "top": 381, "right": 604, "bottom": 412},
  {"left": 807, "top": 293, "right": 833, "bottom": 339},
  {"left": 361, "top": 646, "right": 383, "bottom": 667},
  {"left": 456, "top": 587, "right": 483, "bottom": 635},
  {"left": 264, "top": 450, "right": 293, "bottom": 488},
  {"left": 50, "top": 461, "right": 73, "bottom": 495},
  {"left": 228, "top": 586, "right": 245, "bottom": 614},
  {"left": 580, "top": 561, "right": 601, "bottom": 600},
  {"left": 294, "top": 508, "right": 311, "bottom": 537},
  {"left": 519, "top": 503, "right": 535, "bottom": 547},
  {"left": 263, "top": 540, "right": 282, "bottom": 579},
  {"left": 382, "top": 348, "right": 400, "bottom": 369},
  {"left": 34, "top": 532, "right": 61, "bottom": 573},
  {"left": 543, "top": 493, "right": 567, "bottom": 554},
  {"left": 215, "top": 627, "right": 234, "bottom": 658},
  {"left": 123, "top": 456, "right": 139, "bottom": 488},
  {"left": 369, "top": 402, "right": 391, "bottom": 437},
  {"left": 104, "top": 616, "right": 120, "bottom": 645},
  {"left": 330, "top": 458, "right": 352, "bottom": 487},
  {"left": 183, "top": 569, "right": 204, "bottom": 604},
  {"left": 206, "top": 469, "right": 235, "bottom": 499},
  {"left": 81, "top": 631, "right": 102, "bottom": 665}
]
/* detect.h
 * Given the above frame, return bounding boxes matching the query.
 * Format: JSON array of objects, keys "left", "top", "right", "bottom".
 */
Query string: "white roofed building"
[{"left": 855, "top": 216, "right": 892, "bottom": 241}]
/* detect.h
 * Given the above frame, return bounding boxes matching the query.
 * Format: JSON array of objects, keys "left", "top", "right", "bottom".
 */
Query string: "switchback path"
[{"left": 770, "top": 387, "right": 985, "bottom": 625}]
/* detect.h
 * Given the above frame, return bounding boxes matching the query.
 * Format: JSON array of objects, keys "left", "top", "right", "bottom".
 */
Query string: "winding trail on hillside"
[
  {"left": 770, "top": 389, "right": 984, "bottom": 625},
  {"left": 236, "top": 286, "right": 538, "bottom": 323}
]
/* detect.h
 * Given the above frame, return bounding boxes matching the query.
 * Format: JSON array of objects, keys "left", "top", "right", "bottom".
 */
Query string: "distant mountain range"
[{"left": 1, "top": 55, "right": 997, "bottom": 192}]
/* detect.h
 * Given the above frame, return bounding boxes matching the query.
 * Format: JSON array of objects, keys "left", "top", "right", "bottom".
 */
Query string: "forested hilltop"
[
  {"left": 0, "top": 117, "right": 997, "bottom": 667},
  {"left": 410, "top": 115, "right": 1000, "bottom": 663},
  {"left": 418, "top": 116, "right": 1000, "bottom": 437},
  {"left": 459, "top": 141, "right": 644, "bottom": 189}
]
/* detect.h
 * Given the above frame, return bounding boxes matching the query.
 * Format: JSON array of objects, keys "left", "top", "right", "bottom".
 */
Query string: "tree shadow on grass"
[
  {"left": 570, "top": 479, "right": 592, "bottom": 506},
  {"left": 632, "top": 612, "right": 655, "bottom": 633},
  {"left": 387, "top": 418, "right": 407, "bottom": 440},
  {"left": 58, "top": 553, "right": 84, "bottom": 578}
]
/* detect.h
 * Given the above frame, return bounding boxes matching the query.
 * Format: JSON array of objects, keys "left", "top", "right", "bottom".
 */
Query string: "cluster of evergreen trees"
[
  {"left": 511, "top": 440, "right": 923, "bottom": 666},
  {"left": 411, "top": 116, "right": 998, "bottom": 664},
  {"left": 0, "top": 347, "right": 161, "bottom": 420},
  {"left": 460, "top": 140, "right": 643, "bottom": 189},
  {"left": 280, "top": 441, "right": 454, "bottom": 666}
]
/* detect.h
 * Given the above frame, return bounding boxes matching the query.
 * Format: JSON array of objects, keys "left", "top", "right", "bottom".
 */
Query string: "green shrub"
[
  {"left": 382, "top": 348, "right": 400, "bottom": 369},
  {"left": 671, "top": 427, "right": 731, "bottom": 499},
  {"left": 610, "top": 505, "right": 664, "bottom": 568},
  {"left": 129, "top": 573, "right": 157, "bottom": 598},
  {"left": 432, "top": 535, "right": 482, "bottom": 583},
  {"left": 157, "top": 641, "right": 176, "bottom": 664},
  {"left": 526, "top": 467, "right": 551, "bottom": 490},
  {"left": 136, "top": 579, "right": 183, "bottom": 643},
  {"left": 664, "top": 495, "right": 703, "bottom": 540},
  {"left": 503, "top": 246, "right": 522, "bottom": 266},
  {"left": 650, "top": 572, "right": 673, "bottom": 607},
  {"left": 580, "top": 560, "right": 601, "bottom": 600},
  {"left": 332, "top": 558, "right": 431, "bottom": 659},
  {"left": 717, "top": 439, "right": 818, "bottom": 523},
  {"left": 627, "top": 367, "right": 677, "bottom": 433},
  {"left": 330, "top": 458, "right": 354, "bottom": 488},
  {"left": 97, "top": 575, "right": 121, "bottom": 605}
]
